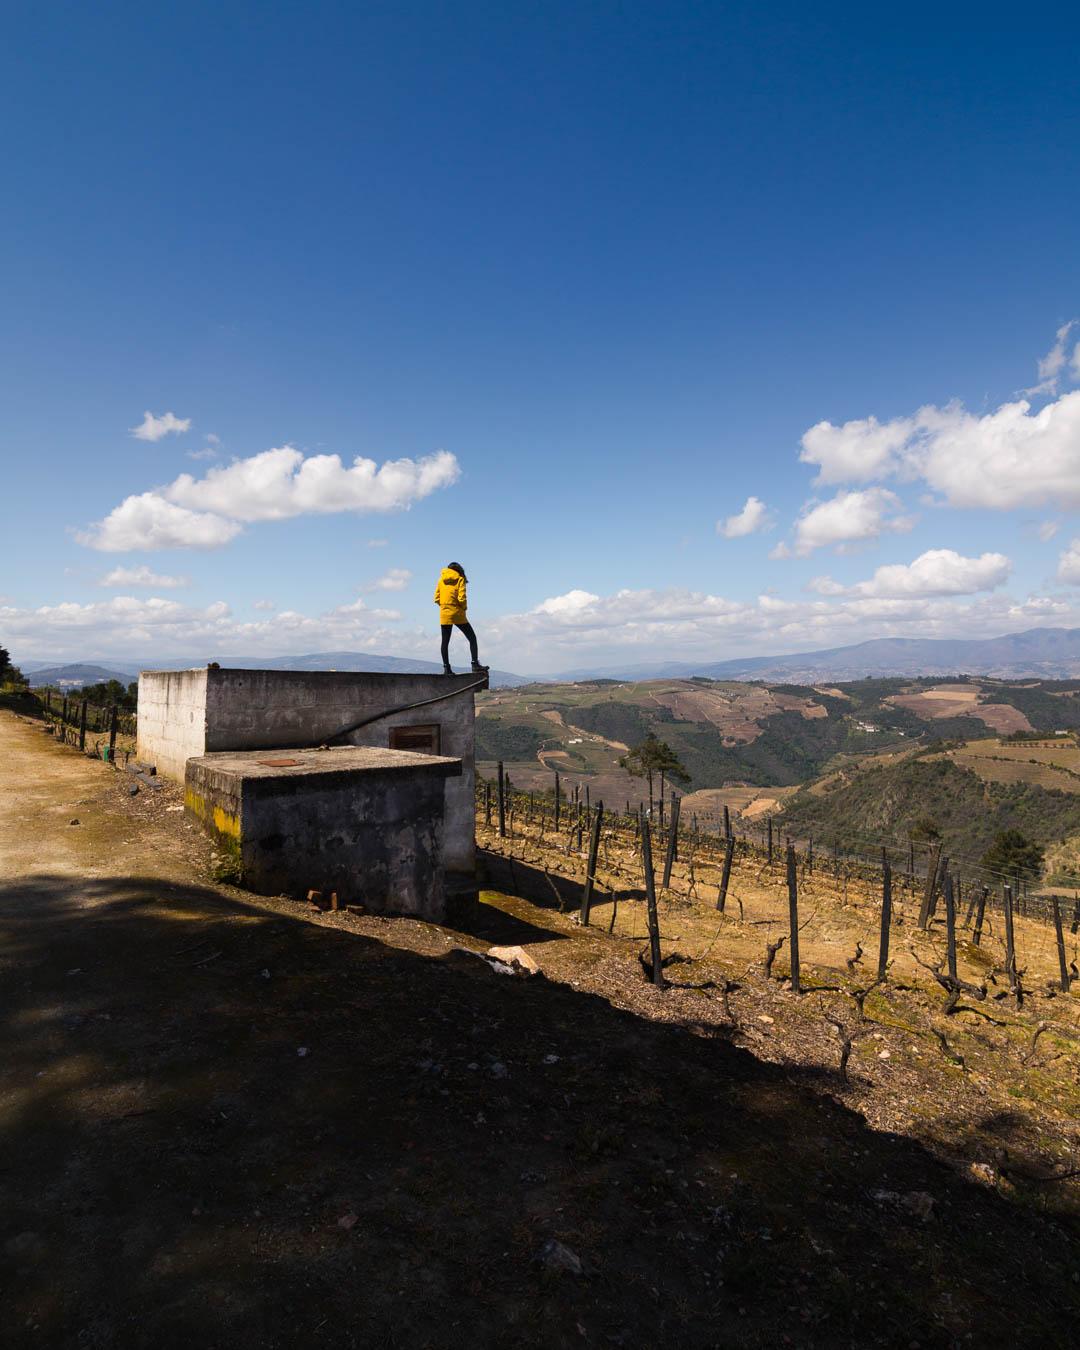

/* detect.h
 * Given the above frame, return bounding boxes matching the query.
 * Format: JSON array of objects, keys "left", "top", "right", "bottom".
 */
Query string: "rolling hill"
[
  {"left": 554, "top": 626, "right": 1080, "bottom": 683},
  {"left": 476, "top": 674, "right": 1080, "bottom": 846},
  {"left": 778, "top": 753, "right": 1080, "bottom": 882},
  {"left": 25, "top": 663, "right": 135, "bottom": 689}
]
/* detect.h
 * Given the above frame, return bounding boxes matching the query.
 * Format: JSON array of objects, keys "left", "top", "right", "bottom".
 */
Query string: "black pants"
[{"left": 441, "top": 621, "right": 478, "bottom": 667}]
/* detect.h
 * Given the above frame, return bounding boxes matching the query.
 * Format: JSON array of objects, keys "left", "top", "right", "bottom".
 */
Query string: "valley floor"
[{"left": 1, "top": 710, "right": 1078, "bottom": 1348}]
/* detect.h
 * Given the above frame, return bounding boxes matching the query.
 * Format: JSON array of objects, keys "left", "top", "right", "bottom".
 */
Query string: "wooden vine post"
[
  {"left": 580, "top": 802, "right": 604, "bottom": 927},
  {"left": 107, "top": 705, "right": 119, "bottom": 764},
  {"left": 716, "top": 834, "right": 735, "bottom": 912},
  {"left": 1052, "top": 895, "right": 1070, "bottom": 993},
  {"left": 78, "top": 700, "right": 87, "bottom": 752},
  {"left": 918, "top": 845, "right": 941, "bottom": 929},
  {"left": 927, "top": 854, "right": 948, "bottom": 921},
  {"left": 963, "top": 880, "right": 979, "bottom": 928},
  {"left": 641, "top": 815, "right": 663, "bottom": 986},
  {"left": 943, "top": 871, "right": 958, "bottom": 980},
  {"left": 661, "top": 794, "right": 681, "bottom": 889},
  {"left": 876, "top": 850, "right": 892, "bottom": 981},
  {"left": 786, "top": 843, "right": 801, "bottom": 994},
  {"left": 497, "top": 761, "right": 506, "bottom": 838},
  {"left": 1003, "top": 884, "right": 1018, "bottom": 996},
  {"left": 972, "top": 886, "right": 988, "bottom": 947}
]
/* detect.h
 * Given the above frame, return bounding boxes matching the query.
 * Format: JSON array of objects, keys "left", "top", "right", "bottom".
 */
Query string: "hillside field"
[{"left": 477, "top": 675, "right": 1080, "bottom": 834}]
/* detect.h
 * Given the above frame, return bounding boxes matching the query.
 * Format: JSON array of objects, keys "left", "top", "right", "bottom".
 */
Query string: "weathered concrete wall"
[
  {"left": 137, "top": 668, "right": 209, "bottom": 783},
  {"left": 138, "top": 667, "right": 480, "bottom": 876},
  {"left": 185, "top": 746, "right": 462, "bottom": 921}
]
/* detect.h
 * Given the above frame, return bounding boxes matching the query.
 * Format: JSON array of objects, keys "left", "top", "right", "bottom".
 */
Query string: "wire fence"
[
  {"left": 36, "top": 689, "right": 138, "bottom": 764},
  {"left": 475, "top": 766, "right": 1080, "bottom": 1006}
]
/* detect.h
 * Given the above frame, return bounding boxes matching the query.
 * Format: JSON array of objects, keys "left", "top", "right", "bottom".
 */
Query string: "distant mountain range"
[
  {"left": 25, "top": 651, "right": 528, "bottom": 689},
  {"left": 20, "top": 626, "right": 1080, "bottom": 693},
  {"left": 553, "top": 627, "right": 1080, "bottom": 683}
]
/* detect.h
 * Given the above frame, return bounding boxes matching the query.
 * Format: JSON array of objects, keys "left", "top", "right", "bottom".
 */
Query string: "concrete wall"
[
  {"left": 136, "top": 668, "right": 209, "bottom": 783},
  {"left": 185, "top": 747, "right": 461, "bottom": 921},
  {"left": 138, "top": 667, "right": 479, "bottom": 875}
]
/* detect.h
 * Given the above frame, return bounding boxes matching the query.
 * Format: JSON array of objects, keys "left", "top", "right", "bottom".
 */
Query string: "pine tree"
[{"left": 619, "top": 733, "right": 690, "bottom": 814}]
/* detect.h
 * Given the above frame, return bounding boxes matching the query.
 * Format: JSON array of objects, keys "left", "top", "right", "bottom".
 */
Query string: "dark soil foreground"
[{"left": 2, "top": 872, "right": 1079, "bottom": 1349}]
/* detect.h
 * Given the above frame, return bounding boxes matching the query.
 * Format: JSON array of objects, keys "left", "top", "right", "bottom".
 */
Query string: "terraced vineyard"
[
  {"left": 478, "top": 677, "right": 1080, "bottom": 886},
  {"left": 940, "top": 737, "right": 1080, "bottom": 793}
]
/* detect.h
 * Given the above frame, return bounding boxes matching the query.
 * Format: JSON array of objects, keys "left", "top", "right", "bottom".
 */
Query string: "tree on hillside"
[
  {"left": 982, "top": 829, "right": 1044, "bottom": 885},
  {"left": 909, "top": 816, "right": 941, "bottom": 845},
  {"left": 0, "top": 645, "right": 26, "bottom": 689},
  {"left": 619, "top": 733, "right": 690, "bottom": 815},
  {"left": 80, "top": 680, "right": 138, "bottom": 710}
]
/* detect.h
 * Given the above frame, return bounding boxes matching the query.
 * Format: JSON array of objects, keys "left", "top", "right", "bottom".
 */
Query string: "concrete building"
[
  {"left": 137, "top": 667, "right": 485, "bottom": 883},
  {"left": 185, "top": 746, "right": 462, "bottom": 920}
]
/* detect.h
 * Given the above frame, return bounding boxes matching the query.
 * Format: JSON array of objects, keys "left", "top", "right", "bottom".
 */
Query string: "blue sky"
[{"left": 3, "top": 0, "right": 1080, "bottom": 675}]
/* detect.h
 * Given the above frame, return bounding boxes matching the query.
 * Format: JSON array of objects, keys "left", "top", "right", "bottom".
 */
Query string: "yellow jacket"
[{"left": 434, "top": 567, "right": 468, "bottom": 624}]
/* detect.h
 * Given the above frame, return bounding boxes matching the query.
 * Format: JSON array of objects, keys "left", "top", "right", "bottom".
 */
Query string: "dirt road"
[
  {"left": 0, "top": 709, "right": 213, "bottom": 881},
  {"left": 2, "top": 710, "right": 1079, "bottom": 1348}
]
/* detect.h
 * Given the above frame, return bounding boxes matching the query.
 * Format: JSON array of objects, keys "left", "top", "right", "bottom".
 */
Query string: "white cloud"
[
  {"left": 1057, "top": 539, "right": 1080, "bottom": 585},
  {"left": 1037, "top": 520, "right": 1060, "bottom": 542},
  {"left": 331, "top": 597, "right": 402, "bottom": 620},
  {"left": 798, "top": 326, "right": 1080, "bottom": 511},
  {"left": 76, "top": 493, "right": 242, "bottom": 552},
  {"left": 1023, "top": 320, "right": 1077, "bottom": 396},
  {"left": 522, "top": 587, "right": 747, "bottom": 633},
  {"left": 909, "top": 394, "right": 1080, "bottom": 509},
  {"left": 253, "top": 599, "right": 277, "bottom": 611},
  {"left": 800, "top": 415, "right": 916, "bottom": 485},
  {"left": 187, "top": 447, "right": 218, "bottom": 461},
  {"left": 718, "top": 496, "right": 770, "bottom": 539},
  {"left": 164, "top": 446, "right": 459, "bottom": 521},
  {"left": 367, "top": 538, "right": 389, "bottom": 548},
  {"left": 805, "top": 575, "right": 847, "bottom": 596},
  {"left": 364, "top": 567, "right": 412, "bottom": 592},
  {"left": 11, "top": 577, "right": 1077, "bottom": 673},
  {"left": 98, "top": 565, "right": 189, "bottom": 589},
  {"left": 1, "top": 592, "right": 417, "bottom": 664},
  {"left": 812, "top": 549, "right": 1012, "bottom": 600},
  {"left": 783, "top": 488, "right": 913, "bottom": 557},
  {"left": 131, "top": 411, "right": 191, "bottom": 442},
  {"left": 533, "top": 589, "right": 602, "bottom": 618},
  {"left": 78, "top": 447, "right": 460, "bottom": 552},
  {"left": 486, "top": 583, "right": 1078, "bottom": 670}
]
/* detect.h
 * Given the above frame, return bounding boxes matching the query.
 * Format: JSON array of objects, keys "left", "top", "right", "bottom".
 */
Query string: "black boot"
[
  {"left": 471, "top": 661, "right": 489, "bottom": 673},
  {"left": 443, "top": 664, "right": 455, "bottom": 676}
]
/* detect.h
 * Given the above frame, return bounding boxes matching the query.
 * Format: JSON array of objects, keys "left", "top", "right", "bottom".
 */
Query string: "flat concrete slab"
[
  {"left": 185, "top": 745, "right": 463, "bottom": 919},
  {"left": 189, "top": 744, "right": 463, "bottom": 783}
]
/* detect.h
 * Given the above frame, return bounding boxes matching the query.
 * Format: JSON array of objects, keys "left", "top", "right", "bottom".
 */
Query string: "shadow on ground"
[
  {"left": 480, "top": 849, "right": 648, "bottom": 912},
  {"left": 1, "top": 874, "right": 1077, "bottom": 1349}
]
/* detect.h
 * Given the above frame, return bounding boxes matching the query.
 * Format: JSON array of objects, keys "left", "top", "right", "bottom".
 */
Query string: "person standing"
[{"left": 433, "top": 562, "right": 488, "bottom": 675}]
